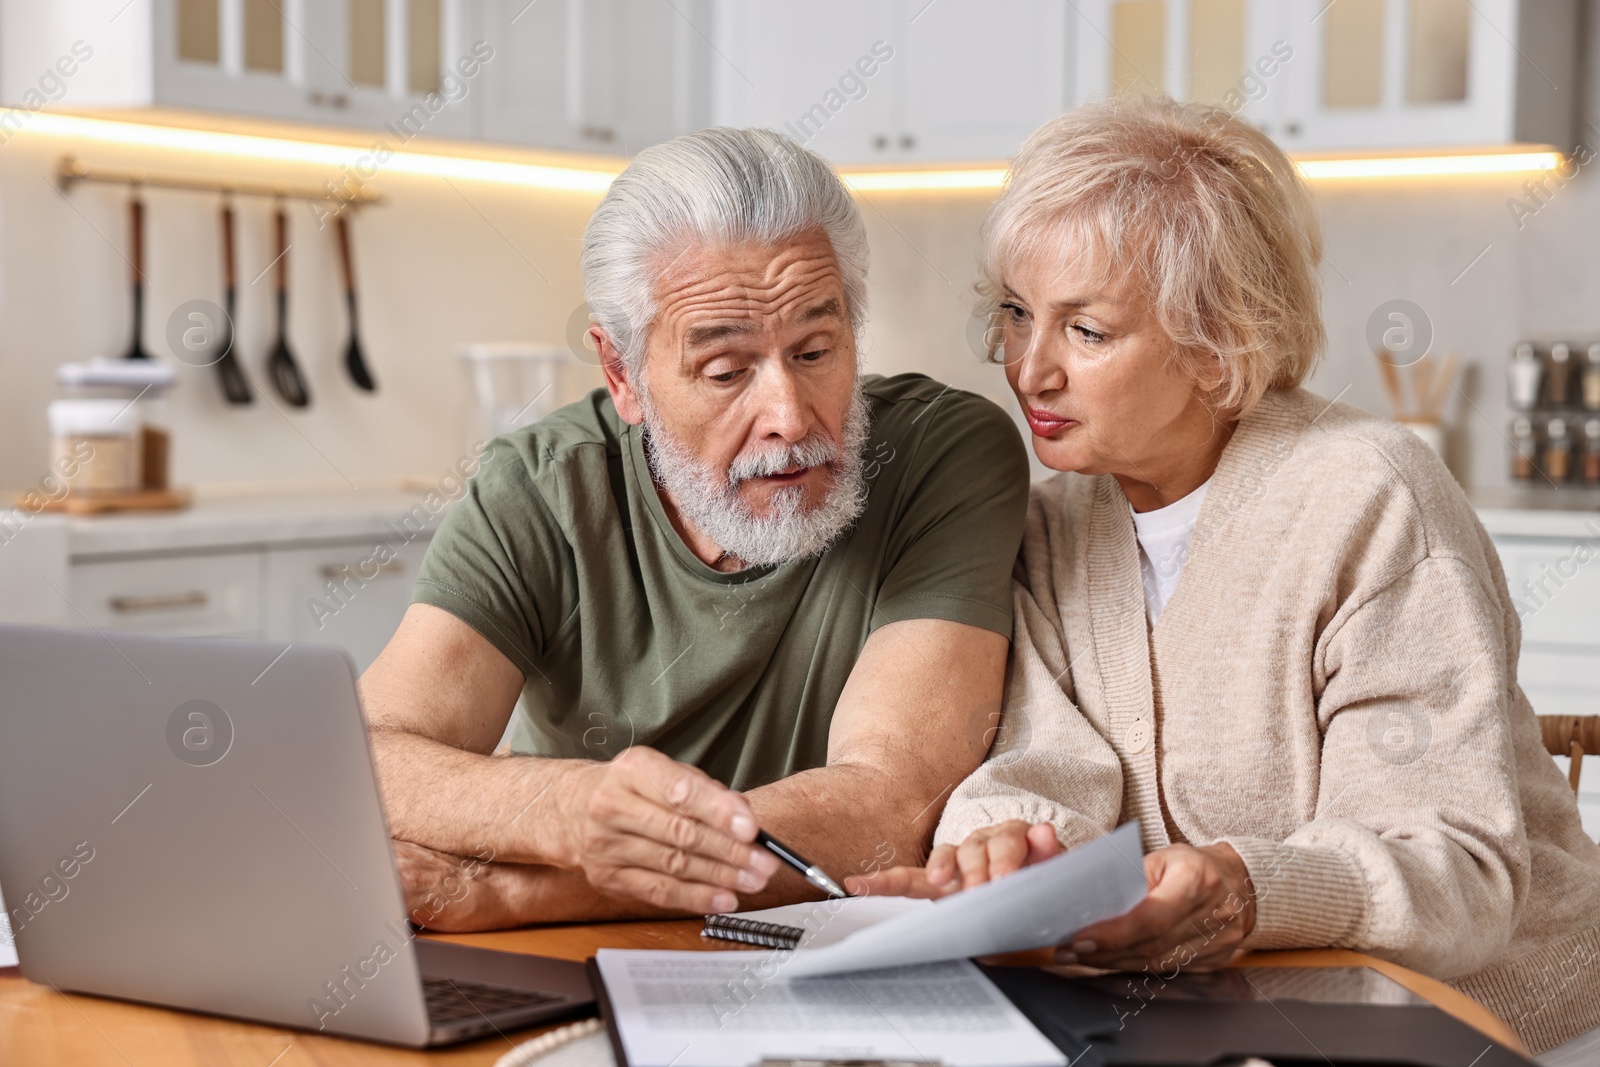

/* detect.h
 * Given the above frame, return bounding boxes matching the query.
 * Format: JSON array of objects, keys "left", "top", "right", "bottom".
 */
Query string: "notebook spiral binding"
[{"left": 701, "top": 914, "right": 805, "bottom": 949}]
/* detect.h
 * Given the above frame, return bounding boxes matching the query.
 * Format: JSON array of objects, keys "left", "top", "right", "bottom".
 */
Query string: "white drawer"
[
  {"left": 69, "top": 552, "right": 263, "bottom": 637},
  {"left": 262, "top": 538, "right": 430, "bottom": 673},
  {"left": 1493, "top": 537, "right": 1600, "bottom": 649},
  {"left": 1519, "top": 646, "right": 1600, "bottom": 718}
]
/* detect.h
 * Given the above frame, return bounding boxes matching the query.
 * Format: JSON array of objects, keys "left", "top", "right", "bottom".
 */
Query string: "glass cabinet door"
[
  {"left": 155, "top": 0, "right": 473, "bottom": 137},
  {"left": 1274, "top": 0, "right": 1516, "bottom": 152},
  {"left": 1071, "top": 1, "right": 1287, "bottom": 136}
]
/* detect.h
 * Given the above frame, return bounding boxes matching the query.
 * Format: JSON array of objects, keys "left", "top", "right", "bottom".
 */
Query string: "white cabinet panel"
[
  {"left": 899, "top": 0, "right": 1069, "bottom": 161},
  {"left": 714, "top": 0, "right": 1067, "bottom": 164},
  {"left": 1495, "top": 537, "right": 1600, "bottom": 650},
  {"left": 1519, "top": 647, "right": 1600, "bottom": 718},
  {"left": 712, "top": 0, "right": 897, "bottom": 163},
  {"left": 69, "top": 551, "right": 263, "bottom": 637},
  {"left": 1493, "top": 535, "right": 1600, "bottom": 720},
  {"left": 479, "top": 0, "right": 708, "bottom": 154},
  {"left": 263, "top": 538, "right": 430, "bottom": 673}
]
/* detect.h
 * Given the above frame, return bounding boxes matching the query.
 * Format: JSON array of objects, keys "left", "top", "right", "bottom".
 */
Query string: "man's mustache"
[{"left": 728, "top": 433, "right": 841, "bottom": 485}]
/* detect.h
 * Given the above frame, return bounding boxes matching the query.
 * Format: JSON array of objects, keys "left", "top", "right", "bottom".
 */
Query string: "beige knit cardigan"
[{"left": 935, "top": 388, "right": 1600, "bottom": 1054}]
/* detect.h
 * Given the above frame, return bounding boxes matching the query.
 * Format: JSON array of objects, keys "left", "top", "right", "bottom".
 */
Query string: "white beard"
[{"left": 640, "top": 383, "right": 871, "bottom": 567}]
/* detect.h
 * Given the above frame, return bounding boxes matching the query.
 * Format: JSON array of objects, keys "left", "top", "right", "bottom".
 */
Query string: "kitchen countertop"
[
  {"left": 30, "top": 483, "right": 1600, "bottom": 559},
  {"left": 64, "top": 487, "right": 454, "bottom": 559},
  {"left": 1469, "top": 487, "right": 1600, "bottom": 540}
]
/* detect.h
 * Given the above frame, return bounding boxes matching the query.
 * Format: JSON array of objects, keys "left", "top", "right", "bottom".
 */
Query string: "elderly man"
[{"left": 360, "top": 127, "right": 1029, "bottom": 930}]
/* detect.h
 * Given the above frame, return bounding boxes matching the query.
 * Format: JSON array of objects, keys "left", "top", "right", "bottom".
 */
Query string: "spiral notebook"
[
  {"left": 701, "top": 912, "right": 805, "bottom": 949},
  {"left": 700, "top": 896, "right": 933, "bottom": 950}
]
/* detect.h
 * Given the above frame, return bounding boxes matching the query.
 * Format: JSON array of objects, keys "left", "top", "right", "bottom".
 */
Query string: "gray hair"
[{"left": 580, "top": 126, "right": 869, "bottom": 377}]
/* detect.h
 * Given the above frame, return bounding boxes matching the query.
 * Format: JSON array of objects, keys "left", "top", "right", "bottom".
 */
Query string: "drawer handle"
[
  {"left": 320, "top": 561, "right": 406, "bottom": 580},
  {"left": 108, "top": 591, "right": 210, "bottom": 614}
]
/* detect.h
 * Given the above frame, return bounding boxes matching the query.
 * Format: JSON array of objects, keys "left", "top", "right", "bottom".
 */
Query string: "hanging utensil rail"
[{"left": 57, "top": 155, "right": 383, "bottom": 206}]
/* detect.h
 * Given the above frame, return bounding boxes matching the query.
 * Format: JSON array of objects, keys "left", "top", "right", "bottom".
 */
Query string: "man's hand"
[
  {"left": 557, "top": 746, "right": 780, "bottom": 914},
  {"left": 1056, "top": 842, "right": 1255, "bottom": 972},
  {"left": 845, "top": 820, "right": 1062, "bottom": 897}
]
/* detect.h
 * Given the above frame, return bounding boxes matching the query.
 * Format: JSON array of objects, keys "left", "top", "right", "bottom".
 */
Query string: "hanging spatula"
[
  {"left": 266, "top": 204, "right": 311, "bottom": 408},
  {"left": 213, "top": 201, "right": 254, "bottom": 404},
  {"left": 123, "top": 192, "right": 151, "bottom": 360},
  {"left": 334, "top": 210, "right": 376, "bottom": 392}
]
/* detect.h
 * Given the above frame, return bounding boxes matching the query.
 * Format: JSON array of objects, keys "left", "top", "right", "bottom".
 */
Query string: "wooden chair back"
[{"left": 1539, "top": 715, "right": 1600, "bottom": 793}]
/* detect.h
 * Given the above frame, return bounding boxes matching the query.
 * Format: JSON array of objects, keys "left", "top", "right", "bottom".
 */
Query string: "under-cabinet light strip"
[{"left": 8, "top": 111, "right": 1567, "bottom": 193}]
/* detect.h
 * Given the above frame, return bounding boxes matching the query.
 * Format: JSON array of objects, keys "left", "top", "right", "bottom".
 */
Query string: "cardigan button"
[{"left": 1124, "top": 718, "right": 1152, "bottom": 754}]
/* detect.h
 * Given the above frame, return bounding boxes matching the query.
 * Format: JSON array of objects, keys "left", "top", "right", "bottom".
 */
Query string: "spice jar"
[
  {"left": 1585, "top": 418, "right": 1600, "bottom": 486},
  {"left": 1545, "top": 417, "right": 1573, "bottom": 482},
  {"left": 1511, "top": 416, "right": 1537, "bottom": 482},
  {"left": 48, "top": 399, "right": 139, "bottom": 495},
  {"left": 1548, "top": 343, "right": 1574, "bottom": 408},
  {"left": 1509, "top": 343, "right": 1543, "bottom": 411},
  {"left": 1584, "top": 345, "right": 1600, "bottom": 412}
]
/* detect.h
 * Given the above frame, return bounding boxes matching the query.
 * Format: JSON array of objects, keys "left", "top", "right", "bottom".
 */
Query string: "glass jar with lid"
[
  {"left": 1511, "top": 416, "right": 1537, "bottom": 482},
  {"left": 1545, "top": 418, "right": 1573, "bottom": 483},
  {"left": 55, "top": 357, "right": 176, "bottom": 491}
]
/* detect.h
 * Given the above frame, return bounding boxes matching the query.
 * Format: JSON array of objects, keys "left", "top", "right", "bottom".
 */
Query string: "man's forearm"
[
  {"left": 734, "top": 760, "right": 958, "bottom": 907},
  {"left": 408, "top": 760, "right": 963, "bottom": 928},
  {"left": 370, "top": 726, "right": 588, "bottom": 867}
]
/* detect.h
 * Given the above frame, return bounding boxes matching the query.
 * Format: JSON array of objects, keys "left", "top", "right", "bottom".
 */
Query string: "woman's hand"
[
  {"left": 1058, "top": 842, "right": 1255, "bottom": 972},
  {"left": 845, "top": 820, "right": 1063, "bottom": 897}
]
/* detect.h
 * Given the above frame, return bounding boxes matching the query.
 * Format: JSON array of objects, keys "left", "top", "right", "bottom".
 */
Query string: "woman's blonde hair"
[{"left": 980, "top": 94, "right": 1325, "bottom": 415}]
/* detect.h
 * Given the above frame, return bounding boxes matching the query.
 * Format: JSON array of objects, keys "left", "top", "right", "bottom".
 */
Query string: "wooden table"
[{"left": 0, "top": 922, "right": 1528, "bottom": 1065}]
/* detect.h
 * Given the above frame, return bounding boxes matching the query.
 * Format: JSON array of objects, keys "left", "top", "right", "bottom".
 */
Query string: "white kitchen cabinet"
[
  {"left": 1494, "top": 535, "right": 1600, "bottom": 720},
  {"left": 1272, "top": 0, "right": 1578, "bottom": 153},
  {"left": 69, "top": 550, "right": 264, "bottom": 637},
  {"left": 712, "top": 0, "right": 1071, "bottom": 164},
  {"left": 2, "top": 492, "right": 452, "bottom": 678},
  {"left": 477, "top": 0, "right": 712, "bottom": 155},
  {"left": 158, "top": 0, "right": 479, "bottom": 136},
  {"left": 262, "top": 537, "right": 432, "bottom": 673},
  {"left": 61, "top": 534, "right": 428, "bottom": 668},
  {"left": 898, "top": 0, "right": 1071, "bottom": 162},
  {"left": 0, "top": 0, "right": 479, "bottom": 137},
  {"left": 1071, "top": 0, "right": 1578, "bottom": 153}
]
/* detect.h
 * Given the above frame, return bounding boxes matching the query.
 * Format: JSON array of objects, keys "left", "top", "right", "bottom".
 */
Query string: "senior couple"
[{"left": 363, "top": 97, "right": 1600, "bottom": 1056}]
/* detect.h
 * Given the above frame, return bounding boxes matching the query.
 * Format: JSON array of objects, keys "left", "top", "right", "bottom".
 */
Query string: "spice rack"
[{"left": 1507, "top": 342, "right": 1600, "bottom": 488}]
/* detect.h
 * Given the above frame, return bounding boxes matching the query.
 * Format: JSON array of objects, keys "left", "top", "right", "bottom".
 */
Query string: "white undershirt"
[{"left": 1130, "top": 477, "right": 1211, "bottom": 622}]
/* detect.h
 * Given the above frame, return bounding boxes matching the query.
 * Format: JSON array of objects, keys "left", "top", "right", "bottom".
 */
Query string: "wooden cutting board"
[{"left": 16, "top": 487, "right": 192, "bottom": 515}]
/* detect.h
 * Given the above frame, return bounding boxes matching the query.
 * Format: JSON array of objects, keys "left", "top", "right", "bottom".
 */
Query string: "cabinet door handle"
[
  {"left": 108, "top": 591, "right": 210, "bottom": 613},
  {"left": 320, "top": 561, "right": 406, "bottom": 580}
]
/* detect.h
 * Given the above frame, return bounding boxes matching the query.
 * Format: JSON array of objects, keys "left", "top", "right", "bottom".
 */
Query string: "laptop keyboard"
[{"left": 423, "top": 976, "right": 566, "bottom": 1024}]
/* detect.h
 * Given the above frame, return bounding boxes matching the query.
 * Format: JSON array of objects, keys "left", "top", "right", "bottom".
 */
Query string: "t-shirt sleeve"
[
  {"left": 411, "top": 439, "right": 571, "bottom": 681},
  {"left": 870, "top": 388, "right": 1030, "bottom": 637}
]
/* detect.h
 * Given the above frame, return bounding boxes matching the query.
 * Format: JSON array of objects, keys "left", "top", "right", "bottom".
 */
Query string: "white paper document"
[
  {"left": 0, "top": 888, "right": 15, "bottom": 968},
  {"left": 595, "top": 950, "right": 1066, "bottom": 1067},
  {"left": 781, "top": 820, "right": 1147, "bottom": 977}
]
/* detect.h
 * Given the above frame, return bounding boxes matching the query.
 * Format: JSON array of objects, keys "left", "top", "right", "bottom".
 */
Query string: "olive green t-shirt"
[{"left": 413, "top": 373, "right": 1029, "bottom": 791}]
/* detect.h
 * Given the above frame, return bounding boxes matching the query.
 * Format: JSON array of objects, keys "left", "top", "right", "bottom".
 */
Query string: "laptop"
[{"left": 0, "top": 624, "right": 595, "bottom": 1047}]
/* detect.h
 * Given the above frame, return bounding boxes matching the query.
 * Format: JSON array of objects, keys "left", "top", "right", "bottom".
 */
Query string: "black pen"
[{"left": 755, "top": 830, "right": 848, "bottom": 899}]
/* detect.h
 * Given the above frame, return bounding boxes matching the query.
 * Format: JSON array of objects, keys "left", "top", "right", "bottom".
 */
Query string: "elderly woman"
[{"left": 854, "top": 96, "right": 1600, "bottom": 1057}]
